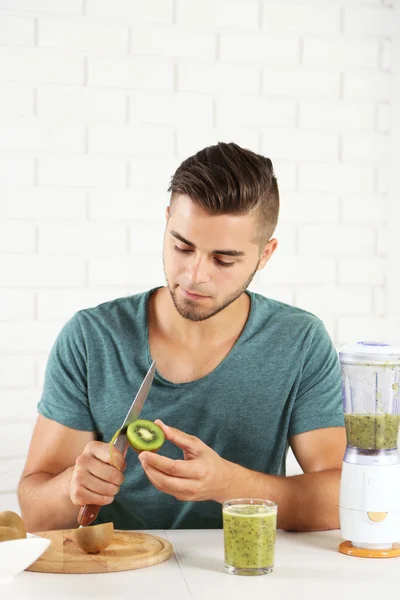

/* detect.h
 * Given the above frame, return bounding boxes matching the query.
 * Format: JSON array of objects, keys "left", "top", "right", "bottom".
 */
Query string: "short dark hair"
[{"left": 168, "top": 142, "right": 279, "bottom": 245}]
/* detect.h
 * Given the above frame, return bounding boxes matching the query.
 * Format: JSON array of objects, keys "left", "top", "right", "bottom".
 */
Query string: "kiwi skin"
[
  {"left": 0, "top": 525, "right": 21, "bottom": 542},
  {"left": 74, "top": 522, "right": 114, "bottom": 554},
  {"left": 126, "top": 420, "right": 165, "bottom": 453},
  {"left": 0, "top": 511, "right": 26, "bottom": 539}
]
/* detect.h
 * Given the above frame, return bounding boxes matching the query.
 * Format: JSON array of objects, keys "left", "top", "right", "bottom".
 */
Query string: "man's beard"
[{"left": 165, "top": 262, "right": 259, "bottom": 322}]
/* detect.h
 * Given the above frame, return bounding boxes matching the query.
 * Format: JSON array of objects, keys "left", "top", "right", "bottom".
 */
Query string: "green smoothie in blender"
[{"left": 344, "top": 413, "right": 400, "bottom": 449}]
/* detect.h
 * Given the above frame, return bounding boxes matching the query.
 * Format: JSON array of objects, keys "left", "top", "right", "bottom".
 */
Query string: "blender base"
[{"left": 339, "top": 540, "right": 400, "bottom": 558}]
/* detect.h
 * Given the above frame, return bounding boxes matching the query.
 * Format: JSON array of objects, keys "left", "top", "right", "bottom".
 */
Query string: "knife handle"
[{"left": 77, "top": 504, "right": 101, "bottom": 527}]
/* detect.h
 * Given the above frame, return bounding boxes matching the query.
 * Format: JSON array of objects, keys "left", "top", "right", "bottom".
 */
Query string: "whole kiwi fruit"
[
  {"left": 74, "top": 522, "right": 114, "bottom": 554},
  {"left": 126, "top": 419, "right": 165, "bottom": 453},
  {"left": 0, "top": 525, "right": 21, "bottom": 542},
  {"left": 0, "top": 511, "right": 26, "bottom": 539}
]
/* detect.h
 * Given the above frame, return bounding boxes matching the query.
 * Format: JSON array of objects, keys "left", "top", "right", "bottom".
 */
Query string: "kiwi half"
[
  {"left": 127, "top": 419, "right": 165, "bottom": 452},
  {"left": 0, "top": 511, "right": 26, "bottom": 539},
  {"left": 74, "top": 522, "right": 114, "bottom": 554},
  {"left": 0, "top": 525, "right": 21, "bottom": 542}
]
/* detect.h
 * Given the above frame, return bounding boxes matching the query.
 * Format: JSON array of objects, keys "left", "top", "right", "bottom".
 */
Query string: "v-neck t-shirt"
[{"left": 37, "top": 288, "right": 344, "bottom": 530}]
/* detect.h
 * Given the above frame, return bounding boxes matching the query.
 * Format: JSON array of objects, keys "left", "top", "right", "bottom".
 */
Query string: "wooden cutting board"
[{"left": 26, "top": 529, "right": 173, "bottom": 574}]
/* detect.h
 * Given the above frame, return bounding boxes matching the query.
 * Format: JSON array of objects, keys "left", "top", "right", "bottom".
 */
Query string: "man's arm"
[
  {"left": 137, "top": 421, "right": 347, "bottom": 532},
  {"left": 18, "top": 415, "right": 125, "bottom": 532}
]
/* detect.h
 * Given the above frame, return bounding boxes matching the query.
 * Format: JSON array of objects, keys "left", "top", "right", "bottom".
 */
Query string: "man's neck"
[{"left": 150, "top": 287, "right": 251, "bottom": 348}]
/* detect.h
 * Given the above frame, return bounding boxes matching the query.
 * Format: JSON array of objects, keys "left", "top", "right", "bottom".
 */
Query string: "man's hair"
[{"left": 168, "top": 142, "right": 279, "bottom": 245}]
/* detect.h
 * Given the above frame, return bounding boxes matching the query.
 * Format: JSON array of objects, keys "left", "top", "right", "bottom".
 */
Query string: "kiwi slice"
[
  {"left": 0, "top": 511, "right": 26, "bottom": 539},
  {"left": 74, "top": 522, "right": 114, "bottom": 554},
  {"left": 127, "top": 419, "right": 165, "bottom": 452}
]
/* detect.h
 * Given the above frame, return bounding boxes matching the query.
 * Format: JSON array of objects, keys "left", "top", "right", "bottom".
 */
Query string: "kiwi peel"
[
  {"left": 0, "top": 525, "right": 21, "bottom": 542},
  {"left": 126, "top": 419, "right": 165, "bottom": 453},
  {"left": 0, "top": 511, "right": 26, "bottom": 540},
  {"left": 74, "top": 522, "right": 114, "bottom": 554}
]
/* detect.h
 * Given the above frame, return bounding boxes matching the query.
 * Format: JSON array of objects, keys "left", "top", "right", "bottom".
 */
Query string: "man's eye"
[
  {"left": 215, "top": 258, "right": 235, "bottom": 268},
  {"left": 174, "top": 245, "right": 192, "bottom": 254}
]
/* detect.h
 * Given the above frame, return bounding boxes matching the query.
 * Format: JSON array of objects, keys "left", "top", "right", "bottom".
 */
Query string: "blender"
[{"left": 338, "top": 341, "right": 400, "bottom": 558}]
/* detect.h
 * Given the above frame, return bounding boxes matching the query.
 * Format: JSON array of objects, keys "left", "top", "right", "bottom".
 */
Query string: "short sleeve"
[
  {"left": 37, "top": 313, "right": 96, "bottom": 431},
  {"left": 288, "top": 319, "right": 345, "bottom": 437}
]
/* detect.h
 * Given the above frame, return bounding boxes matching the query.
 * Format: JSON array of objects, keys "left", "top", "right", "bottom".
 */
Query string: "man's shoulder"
[{"left": 249, "top": 290, "right": 321, "bottom": 330}]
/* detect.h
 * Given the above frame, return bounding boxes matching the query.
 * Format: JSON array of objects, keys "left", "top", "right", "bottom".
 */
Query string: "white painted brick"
[
  {"left": 0, "top": 222, "right": 35, "bottom": 252},
  {"left": 299, "top": 225, "right": 374, "bottom": 254},
  {"left": 88, "top": 57, "right": 174, "bottom": 91},
  {"left": 303, "top": 38, "right": 379, "bottom": 68},
  {"left": 299, "top": 164, "right": 375, "bottom": 194},
  {"left": 220, "top": 33, "right": 298, "bottom": 64},
  {"left": 0, "top": 48, "right": 83, "bottom": 84},
  {"left": 176, "top": 128, "right": 260, "bottom": 160},
  {"left": 216, "top": 97, "right": 296, "bottom": 129},
  {"left": 39, "top": 223, "right": 127, "bottom": 254},
  {"left": 0, "top": 256, "right": 85, "bottom": 287},
  {"left": 263, "top": 68, "right": 340, "bottom": 98},
  {"left": 262, "top": 4, "right": 340, "bottom": 34},
  {"left": 259, "top": 255, "right": 336, "bottom": 284},
  {"left": 90, "top": 189, "right": 170, "bottom": 221},
  {"left": 177, "top": 62, "right": 259, "bottom": 95},
  {"left": 0, "top": 321, "right": 63, "bottom": 353},
  {"left": 0, "top": 188, "right": 86, "bottom": 220},
  {"left": 0, "top": 422, "right": 34, "bottom": 459},
  {"left": 381, "top": 40, "right": 392, "bottom": 71},
  {"left": 88, "top": 124, "right": 174, "bottom": 158},
  {"left": 339, "top": 257, "right": 384, "bottom": 285},
  {"left": 130, "top": 158, "right": 178, "bottom": 190},
  {"left": 0, "top": 118, "right": 84, "bottom": 152},
  {"left": 296, "top": 285, "right": 372, "bottom": 316},
  {"left": 0, "top": 389, "right": 40, "bottom": 421},
  {"left": 0, "top": 356, "right": 35, "bottom": 388},
  {"left": 377, "top": 226, "right": 387, "bottom": 255},
  {"left": 130, "top": 27, "right": 215, "bottom": 60},
  {"left": 344, "top": 7, "right": 393, "bottom": 36},
  {"left": 37, "top": 288, "right": 133, "bottom": 320},
  {"left": 176, "top": 0, "right": 258, "bottom": 29},
  {"left": 88, "top": 255, "right": 164, "bottom": 286},
  {"left": 0, "top": 493, "right": 20, "bottom": 513},
  {"left": 38, "top": 156, "right": 126, "bottom": 187},
  {"left": 279, "top": 193, "right": 340, "bottom": 223},
  {"left": 342, "top": 134, "right": 389, "bottom": 163},
  {"left": 129, "top": 92, "right": 213, "bottom": 126},
  {"left": 377, "top": 103, "right": 391, "bottom": 134},
  {"left": 0, "top": 15, "right": 34, "bottom": 46},
  {"left": 0, "top": 0, "right": 82, "bottom": 14},
  {"left": 337, "top": 317, "right": 387, "bottom": 346},
  {"left": 0, "top": 82, "right": 33, "bottom": 117},
  {"left": 37, "top": 86, "right": 126, "bottom": 121},
  {"left": 38, "top": 17, "right": 128, "bottom": 53},
  {"left": 376, "top": 167, "right": 389, "bottom": 195},
  {"left": 0, "top": 459, "right": 26, "bottom": 493},
  {"left": 272, "top": 161, "right": 297, "bottom": 193},
  {"left": 374, "top": 287, "right": 386, "bottom": 316},
  {"left": 0, "top": 290, "right": 34, "bottom": 320},
  {"left": 343, "top": 72, "right": 391, "bottom": 100},
  {"left": 0, "top": 153, "right": 34, "bottom": 184},
  {"left": 261, "top": 132, "right": 338, "bottom": 161},
  {"left": 129, "top": 221, "right": 165, "bottom": 255},
  {"left": 299, "top": 101, "right": 375, "bottom": 131},
  {"left": 271, "top": 224, "right": 297, "bottom": 255},
  {"left": 341, "top": 196, "right": 386, "bottom": 224},
  {"left": 86, "top": 0, "right": 173, "bottom": 24}
]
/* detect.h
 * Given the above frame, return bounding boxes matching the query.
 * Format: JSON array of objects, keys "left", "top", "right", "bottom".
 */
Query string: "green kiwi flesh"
[{"left": 127, "top": 420, "right": 165, "bottom": 452}]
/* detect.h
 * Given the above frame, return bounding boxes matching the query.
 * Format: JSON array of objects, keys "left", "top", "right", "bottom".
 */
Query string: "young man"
[{"left": 18, "top": 142, "right": 346, "bottom": 533}]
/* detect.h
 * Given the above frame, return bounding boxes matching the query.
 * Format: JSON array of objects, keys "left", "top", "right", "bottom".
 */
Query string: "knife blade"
[{"left": 77, "top": 360, "right": 156, "bottom": 527}]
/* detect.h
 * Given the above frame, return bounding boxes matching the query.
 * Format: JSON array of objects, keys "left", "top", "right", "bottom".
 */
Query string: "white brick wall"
[{"left": 0, "top": 0, "right": 399, "bottom": 502}]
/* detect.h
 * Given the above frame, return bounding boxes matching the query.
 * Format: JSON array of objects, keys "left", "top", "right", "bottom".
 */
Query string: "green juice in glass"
[{"left": 223, "top": 500, "right": 277, "bottom": 576}]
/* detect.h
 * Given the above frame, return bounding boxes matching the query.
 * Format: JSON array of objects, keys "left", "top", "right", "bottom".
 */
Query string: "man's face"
[{"left": 163, "top": 195, "right": 277, "bottom": 322}]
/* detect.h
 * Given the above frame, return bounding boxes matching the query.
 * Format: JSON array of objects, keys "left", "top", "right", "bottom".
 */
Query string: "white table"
[{"left": 2, "top": 529, "right": 398, "bottom": 599}]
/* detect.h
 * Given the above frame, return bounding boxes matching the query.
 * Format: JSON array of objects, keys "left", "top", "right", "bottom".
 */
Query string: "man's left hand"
[{"left": 137, "top": 419, "right": 235, "bottom": 503}]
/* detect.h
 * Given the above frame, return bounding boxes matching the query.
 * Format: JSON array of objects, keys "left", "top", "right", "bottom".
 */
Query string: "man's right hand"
[{"left": 69, "top": 441, "right": 126, "bottom": 507}]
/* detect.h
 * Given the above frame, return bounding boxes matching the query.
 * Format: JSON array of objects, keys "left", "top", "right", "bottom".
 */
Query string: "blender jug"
[{"left": 338, "top": 342, "right": 400, "bottom": 558}]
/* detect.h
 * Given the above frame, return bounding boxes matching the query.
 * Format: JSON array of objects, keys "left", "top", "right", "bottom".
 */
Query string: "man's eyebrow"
[{"left": 170, "top": 230, "right": 245, "bottom": 257}]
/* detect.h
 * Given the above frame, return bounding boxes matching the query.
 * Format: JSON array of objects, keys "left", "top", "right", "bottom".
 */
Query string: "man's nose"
[{"left": 185, "top": 255, "right": 211, "bottom": 285}]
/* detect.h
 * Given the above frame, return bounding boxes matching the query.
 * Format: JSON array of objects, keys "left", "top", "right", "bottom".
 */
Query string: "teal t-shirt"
[{"left": 37, "top": 288, "right": 344, "bottom": 530}]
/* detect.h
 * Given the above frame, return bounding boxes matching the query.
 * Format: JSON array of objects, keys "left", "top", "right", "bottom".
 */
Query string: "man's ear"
[
  {"left": 166, "top": 205, "right": 170, "bottom": 221},
  {"left": 258, "top": 238, "right": 278, "bottom": 271}
]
